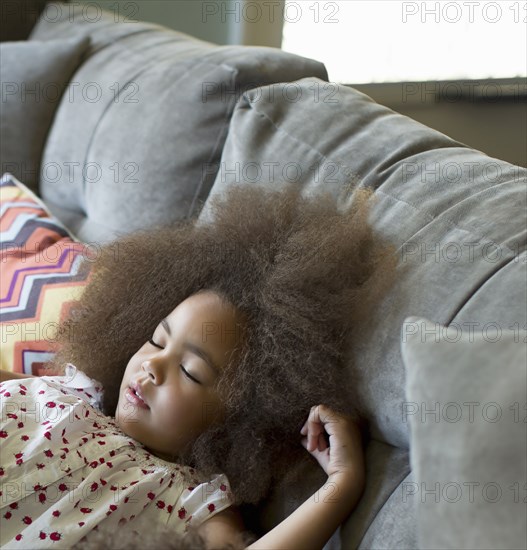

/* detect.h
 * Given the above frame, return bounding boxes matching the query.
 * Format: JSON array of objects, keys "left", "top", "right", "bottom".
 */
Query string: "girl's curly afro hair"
[{"left": 44, "top": 182, "right": 399, "bottom": 508}]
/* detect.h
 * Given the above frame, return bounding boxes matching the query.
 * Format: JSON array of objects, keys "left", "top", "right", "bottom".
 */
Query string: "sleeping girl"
[{"left": 0, "top": 183, "right": 399, "bottom": 549}]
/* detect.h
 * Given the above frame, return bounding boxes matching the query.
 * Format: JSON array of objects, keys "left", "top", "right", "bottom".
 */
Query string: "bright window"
[{"left": 281, "top": 0, "right": 527, "bottom": 83}]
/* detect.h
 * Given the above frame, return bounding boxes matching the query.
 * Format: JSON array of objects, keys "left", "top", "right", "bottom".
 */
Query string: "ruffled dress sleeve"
[
  {"left": 40, "top": 363, "right": 104, "bottom": 411},
  {"left": 176, "top": 472, "right": 236, "bottom": 532}
]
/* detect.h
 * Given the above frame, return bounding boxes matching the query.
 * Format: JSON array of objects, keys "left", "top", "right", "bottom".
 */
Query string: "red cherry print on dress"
[
  {"left": 44, "top": 450, "right": 53, "bottom": 458},
  {"left": 80, "top": 507, "right": 92, "bottom": 514},
  {"left": 45, "top": 401, "right": 56, "bottom": 408},
  {"left": 15, "top": 534, "right": 22, "bottom": 541},
  {"left": 0, "top": 430, "right": 7, "bottom": 438},
  {"left": 17, "top": 422, "right": 23, "bottom": 428},
  {"left": 178, "top": 507, "right": 186, "bottom": 519},
  {"left": 21, "top": 435, "right": 29, "bottom": 441},
  {"left": 39, "top": 531, "right": 46, "bottom": 539},
  {"left": 208, "top": 503, "right": 215, "bottom": 513},
  {"left": 53, "top": 510, "right": 61, "bottom": 517},
  {"left": 167, "top": 504, "right": 173, "bottom": 514},
  {"left": 4, "top": 511, "right": 12, "bottom": 519},
  {"left": 156, "top": 500, "right": 165, "bottom": 509},
  {"left": 50, "top": 532, "right": 62, "bottom": 541},
  {"left": 147, "top": 492, "right": 156, "bottom": 501},
  {"left": 220, "top": 483, "right": 227, "bottom": 491},
  {"left": 44, "top": 431, "right": 51, "bottom": 440},
  {"left": 3, "top": 391, "right": 11, "bottom": 397},
  {"left": 22, "top": 516, "right": 32, "bottom": 525},
  {"left": 78, "top": 522, "right": 85, "bottom": 527},
  {"left": 6, "top": 413, "right": 17, "bottom": 419},
  {"left": 38, "top": 493, "right": 46, "bottom": 504}
]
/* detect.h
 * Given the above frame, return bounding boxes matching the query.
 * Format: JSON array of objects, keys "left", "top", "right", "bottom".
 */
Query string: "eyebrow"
[{"left": 161, "top": 318, "right": 220, "bottom": 375}]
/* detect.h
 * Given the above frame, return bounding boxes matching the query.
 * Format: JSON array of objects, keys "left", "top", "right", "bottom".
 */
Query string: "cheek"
[
  {"left": 122, "top": 353, "right": 146, "bottom": 383},
  {"left": 199, "top": 397, "right": 224, "bottom": 429}
]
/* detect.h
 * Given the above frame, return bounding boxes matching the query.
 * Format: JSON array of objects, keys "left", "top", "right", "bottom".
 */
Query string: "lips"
[{"left": 129, "top": 382, "right": 149, "bottom": 408}]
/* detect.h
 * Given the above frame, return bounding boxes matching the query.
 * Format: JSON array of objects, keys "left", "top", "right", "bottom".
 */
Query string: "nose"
[{"left": 141, "top": 356, "right": 166, "bottom": 384}]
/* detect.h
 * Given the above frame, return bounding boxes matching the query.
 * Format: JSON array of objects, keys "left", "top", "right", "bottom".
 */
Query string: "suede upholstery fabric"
[
  {"left": 28, "top": 2, "right": 328, "bottom": 245},
  {"left": 402, "top": 316, "right": 527, "bottom": 550},
  {"left": 12, "top": 4, "right": 527, "bottom": 549}
]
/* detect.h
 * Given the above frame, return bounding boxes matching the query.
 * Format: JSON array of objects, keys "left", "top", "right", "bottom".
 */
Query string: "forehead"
[{"left": 166, "top": 291, "right": 246, "bottom": 346}]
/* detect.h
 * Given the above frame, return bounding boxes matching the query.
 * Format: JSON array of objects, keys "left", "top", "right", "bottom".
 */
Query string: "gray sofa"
[{"left": 3, "top": 2, "right": 526, "bottom": 548}]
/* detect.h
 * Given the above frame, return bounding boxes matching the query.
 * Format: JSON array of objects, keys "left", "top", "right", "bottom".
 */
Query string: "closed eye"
[
  {"left": 147, "top": 338, "right": 202, "bottom": 384},
  {"left": 148, "top": 338, "right": 163, "bottom": 349}
]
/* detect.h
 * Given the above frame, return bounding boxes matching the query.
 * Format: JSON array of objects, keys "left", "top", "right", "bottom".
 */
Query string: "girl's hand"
[{"left": 300, "top": 404, "right": 365, "bottom": 483}]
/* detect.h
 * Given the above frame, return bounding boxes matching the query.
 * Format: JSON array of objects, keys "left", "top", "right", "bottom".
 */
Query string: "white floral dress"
[{"left": 0, "top": 364, "right": 235, "bottom": 549}]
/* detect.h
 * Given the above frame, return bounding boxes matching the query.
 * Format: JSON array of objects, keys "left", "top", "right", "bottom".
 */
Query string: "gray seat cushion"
[{"left": 29, "top": 2, "right": 328, "bottom": 245}]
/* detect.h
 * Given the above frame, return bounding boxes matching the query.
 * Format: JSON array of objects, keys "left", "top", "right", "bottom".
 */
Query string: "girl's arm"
[
  {"left": 247, "top": 470, "right": 364, "bottom": 550},
  {"left": 198, "top": 404, "right": 366, "bottom": 550},
  {"left": 0, "top": 369, "right": 37, "bottom": 382}
]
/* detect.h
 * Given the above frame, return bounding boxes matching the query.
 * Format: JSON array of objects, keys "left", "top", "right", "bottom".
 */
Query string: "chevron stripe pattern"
[{"left": 0, "top": 173, "right": 92, "bottom": 376}]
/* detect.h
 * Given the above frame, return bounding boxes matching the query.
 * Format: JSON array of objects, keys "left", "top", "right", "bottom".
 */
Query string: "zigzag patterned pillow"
[{"left": 0, "top": 173, "right": 92, "bottom": 375}]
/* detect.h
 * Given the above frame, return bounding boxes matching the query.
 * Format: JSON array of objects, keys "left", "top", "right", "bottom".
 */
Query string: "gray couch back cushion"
[
  {"left": 0, "top": 36, "right": 90, "bottom": 194},
  {"left": 29, "top": 2, "right": 328, "bottom": 245},
  {"left": 200, "top": 77, "right": 527, "bottom": 450},
  {"left": 198, "top": 79, "right": 526, "bottom": 549}
]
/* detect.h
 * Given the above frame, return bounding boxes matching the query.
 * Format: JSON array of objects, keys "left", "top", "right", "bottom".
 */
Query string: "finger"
[
  {"left": 315, "top": 404, "right": 342, "bottom": 437},
  {"left": 307, "top": 405, "right": 324, "bottom": 439},
  {"left": 318, "top": 431, "right": 327, "bottom": 452},
  {"left": 309, "top": 431, "right": 318, "bottom": 452}
]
